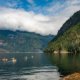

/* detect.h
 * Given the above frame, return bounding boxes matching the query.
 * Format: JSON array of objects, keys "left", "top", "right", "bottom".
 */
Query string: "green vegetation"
[
  {"left": 0, "top": 30, "right": 53, "bottom": 53},
  {"left": 45, "top": 11, "right": 80, "bottom": 54}
]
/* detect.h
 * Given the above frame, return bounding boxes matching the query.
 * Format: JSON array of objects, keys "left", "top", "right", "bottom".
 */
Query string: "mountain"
[
  {"left": 0, "top": 30, "right": 53, "bottom": 53},
  {"left": 45, "top": 10, "right": 80, "bottom": 53}
]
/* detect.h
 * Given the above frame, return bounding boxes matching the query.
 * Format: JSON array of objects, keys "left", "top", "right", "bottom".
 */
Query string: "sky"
[{"left": 0, "top": 0, "right": 80, "bottom": 35}]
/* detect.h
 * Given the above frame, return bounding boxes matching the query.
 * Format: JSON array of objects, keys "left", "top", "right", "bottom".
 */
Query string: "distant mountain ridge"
[
  {"left": 0, "top": 30, "right": 53, "bottom": 53},
  {"left": 45, "top": 10, "right": 80, "bottom": 53}
]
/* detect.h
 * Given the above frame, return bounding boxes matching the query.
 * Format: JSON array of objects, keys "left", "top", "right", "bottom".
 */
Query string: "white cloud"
[
  {"left": 0, "top": 0, "right": 80, "bottom": 35},
  {"left": 0, "top": 8, "right": 59, "bottom": 35},
  {"left": 27, "top": 0, "right": 34, "bottom": 4},
  {"left": 67, "top": 0, "right": 80, "bottom": 5}
]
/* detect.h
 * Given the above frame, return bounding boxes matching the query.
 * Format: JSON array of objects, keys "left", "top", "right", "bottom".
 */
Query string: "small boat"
[
  {"left": 2, "top": 58, "right": 8, "bottom": 63},
  {"left": 11, "top": 58, "right": 17, "bottom": 64}
]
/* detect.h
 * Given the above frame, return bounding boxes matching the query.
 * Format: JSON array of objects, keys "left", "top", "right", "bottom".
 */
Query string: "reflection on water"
[
  {"left": 49, "top": 53, "right": 80, "bottom": 76},
  {"left": 1, "top": 57, "right": 17, "bottom": 64},
  {"left": 1, "top": 52, "right": 79, "bottom": 80},
  {"left": 0, "top": 53, "right": 60, "bottom": 80}
]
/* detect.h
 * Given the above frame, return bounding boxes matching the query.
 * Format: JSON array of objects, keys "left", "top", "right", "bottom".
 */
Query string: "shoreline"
[{"left": 62, "top": 73, "right": 80, "bottom": 80}]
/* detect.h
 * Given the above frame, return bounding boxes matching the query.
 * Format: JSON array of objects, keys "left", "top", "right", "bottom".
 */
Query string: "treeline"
[{"left": 45, "top": 23, "right": 80, "bottom": 54}]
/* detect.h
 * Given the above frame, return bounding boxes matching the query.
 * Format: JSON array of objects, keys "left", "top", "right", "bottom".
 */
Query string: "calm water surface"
[
  {"left": 0, "top": 53, "right": 60, "bottom": 80},
  {"left": 0, "top": 52, "right": 80, "bottom": 80},
  {"left": 49, "top": 53, "right": 80, "bottom": 76}
]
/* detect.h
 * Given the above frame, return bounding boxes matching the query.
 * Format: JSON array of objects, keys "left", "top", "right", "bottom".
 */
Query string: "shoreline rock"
[{"left": 63, "top": 73, "right": 80, "bottom": 80}]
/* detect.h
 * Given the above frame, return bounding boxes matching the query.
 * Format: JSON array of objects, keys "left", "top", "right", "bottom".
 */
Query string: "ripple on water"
[{"left": 0, "top": 66, "right": 60, "bottom": 80}]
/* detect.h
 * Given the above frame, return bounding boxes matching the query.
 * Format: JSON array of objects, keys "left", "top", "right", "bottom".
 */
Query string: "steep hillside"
[
  {"left": 0, "top": 30, "right": 53, "bottom": 53},
  {"left": 58, "top": 11, "right": 80, "bottom": 36},
  {"left": 45, "top": 11, "right": 80, "bottom": 53}
]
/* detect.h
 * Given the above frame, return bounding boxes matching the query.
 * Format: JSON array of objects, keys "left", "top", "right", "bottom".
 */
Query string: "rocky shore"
[{"left": 63, "top": 73, "right": 80, "bottom": 80}]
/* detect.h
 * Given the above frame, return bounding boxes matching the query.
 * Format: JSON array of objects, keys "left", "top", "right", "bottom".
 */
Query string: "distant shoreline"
[
  {"left": 53, "top": 50, "right": 70, "bottom": 54},
  {"left": 0, "top": 52, "right": 43, "bottom": 53}
]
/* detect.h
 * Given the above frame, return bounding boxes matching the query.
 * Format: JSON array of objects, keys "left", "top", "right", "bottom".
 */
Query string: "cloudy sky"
[{"left": 0, "top": 0, "right": 80, "bottom": 35}]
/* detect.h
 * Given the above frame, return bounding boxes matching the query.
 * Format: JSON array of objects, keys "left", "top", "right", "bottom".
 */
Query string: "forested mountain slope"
[
  {"left": 45, "top": 11, "right": 80, "bottom": 53},
  {"left": 0, "top": 30, "right": 53, "bottom": 53}
]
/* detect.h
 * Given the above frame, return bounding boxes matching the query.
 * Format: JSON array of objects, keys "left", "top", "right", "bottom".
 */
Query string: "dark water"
[
  {"left": 49, "top": 53, "right": 80, "bottom": 76},
  {"left": 0, "top": 53, "right": 80, "bottom": 80},
  {"left": 0, "top": 53, "right": 60, "bottom": 80}
]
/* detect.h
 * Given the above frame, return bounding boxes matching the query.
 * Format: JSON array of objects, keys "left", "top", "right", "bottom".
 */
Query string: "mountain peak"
[{"left": 58, "top": 10, "right": 80, "bottom": 36}]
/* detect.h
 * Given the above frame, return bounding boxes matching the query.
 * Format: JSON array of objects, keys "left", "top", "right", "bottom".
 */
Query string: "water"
[
  {"left": 0, "top": 53, "right": 80, "bottom": 80},
  {"left": 49, "top": 53, "right": 80, "bottom": 76},
  {"left": 0, "top": 53, "right": 60, "bottom": 80}
]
